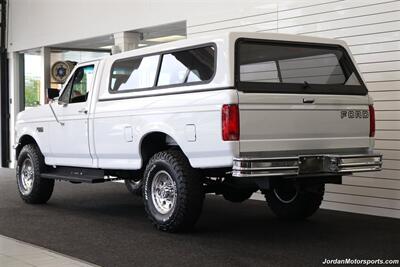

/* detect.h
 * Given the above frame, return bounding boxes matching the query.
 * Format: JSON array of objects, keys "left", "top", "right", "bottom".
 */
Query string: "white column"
[
  {"left": 40, "top": 47, "right": 50, "bottom": 105},
  {"left": 8, "top": 52, "right": 24, "bottom": 168},
  {"left": 113, "top": 32, "right": 141, "bottom": 54}
]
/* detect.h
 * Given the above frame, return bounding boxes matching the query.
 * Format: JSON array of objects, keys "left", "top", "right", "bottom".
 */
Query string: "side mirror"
[
  {"left": 47, "top": 88, "right": 60, "bottom": 100},
  {"left": 58, "top": 99, "right": 68, "bottom": 107}
]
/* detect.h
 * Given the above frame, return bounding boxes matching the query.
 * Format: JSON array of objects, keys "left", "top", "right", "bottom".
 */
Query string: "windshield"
[{"left": 236, "top": 39, "right": 367, "bottom": 95}]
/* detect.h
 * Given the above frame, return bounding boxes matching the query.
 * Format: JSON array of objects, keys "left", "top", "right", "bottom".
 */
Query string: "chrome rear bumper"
[{"left": 232, "top": 153, "right": 383, "bottom": 178}]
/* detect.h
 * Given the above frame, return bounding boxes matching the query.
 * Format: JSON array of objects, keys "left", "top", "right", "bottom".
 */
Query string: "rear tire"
[
  {"left": 265, "top": 182, "right": 324, "bottom": 220},
  {"left": 143, "top": 149, "right": 204, "bottom": 232},
  {"left": 16, "top": 144, "right": 54, "bottom": 204}
]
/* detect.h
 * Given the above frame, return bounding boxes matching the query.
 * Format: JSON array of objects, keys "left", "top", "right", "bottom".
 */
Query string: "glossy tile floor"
[
  {"left": 1, "top": 168, "right": 399, "bottom": 266},
  {"left": 0, "top": 235, "right": 96, "bottom": 267}
]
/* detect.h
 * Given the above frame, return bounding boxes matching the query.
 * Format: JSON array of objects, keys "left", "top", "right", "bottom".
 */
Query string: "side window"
[
  {"left": 59, "top": 65, "right": 95, "bottom": 103},
  {"left": 157, "top": 46, "right": 215, "bottom": 86},
  {"left": 110, "top": 55, "right": 159, "bottom": 92}
]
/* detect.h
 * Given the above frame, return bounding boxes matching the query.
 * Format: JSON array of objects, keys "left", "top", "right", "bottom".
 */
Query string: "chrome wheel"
[
  {"left": 273, "top": 184, "right": 298, "bottom": 204},
  {"left": 151, "top": 170, "right": 177, "bottom": 214},
  {"left": 19, "top": 157, "right": 34, "bottom": 195}
]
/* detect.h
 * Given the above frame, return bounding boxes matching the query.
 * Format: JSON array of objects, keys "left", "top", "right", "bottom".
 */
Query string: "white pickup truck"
[{"left": 14, "top": 32, "right": 382, "bottom": 232}]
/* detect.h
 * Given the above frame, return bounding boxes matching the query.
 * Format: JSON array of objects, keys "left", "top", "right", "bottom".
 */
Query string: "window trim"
[
  {"left": 234, "top": 38, "right": 368, "bottom": 95},
  {"left": 108, "top": 43, "right": 217, "bottom": 94},
  {"left": 58, "top": 72, "right": 74, "bottom": 103},
  {"left": 59, "top": 64, "right": 96, "bottom": 104}
]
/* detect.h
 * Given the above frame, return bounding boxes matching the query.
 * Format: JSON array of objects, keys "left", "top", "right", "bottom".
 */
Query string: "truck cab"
[{"left": 14, "top": 32, "right": 382, "bottom": 232}]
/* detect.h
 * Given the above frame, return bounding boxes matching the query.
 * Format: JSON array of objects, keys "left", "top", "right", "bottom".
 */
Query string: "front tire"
[
  {"left": 16, "top": 144, "right": 54, "bottom": 204},
  {"left": 265, "top": 182, "right": 324, "bottom": 220},
  {"left": 143, "top": 149, "right": 204, "bottom": 232}
]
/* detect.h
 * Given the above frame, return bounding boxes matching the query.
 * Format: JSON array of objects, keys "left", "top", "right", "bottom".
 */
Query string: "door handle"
[
  {"left": 303, "top": 98, "right": 315, "bottom": 104},
  {"left": 78, "top": 108, "right": 88, "bottom": 114}
]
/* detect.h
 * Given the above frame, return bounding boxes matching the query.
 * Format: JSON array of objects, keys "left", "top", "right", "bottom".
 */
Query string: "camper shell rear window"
[{"left": 235, "top": 38, "right": 367, "bottom": 95}]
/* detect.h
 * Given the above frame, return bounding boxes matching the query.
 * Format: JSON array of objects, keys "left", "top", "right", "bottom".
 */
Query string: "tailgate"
[{"left": 238, "top": 92, "right": 371, "bottom": 153}]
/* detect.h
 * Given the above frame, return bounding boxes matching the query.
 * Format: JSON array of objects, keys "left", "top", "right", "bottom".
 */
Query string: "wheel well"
[
  {"left": 140, "top": 132, "right": 179, "bottom": 168},
  {"left": 16, "top": 135, "right": 39, "bottom": 159}
]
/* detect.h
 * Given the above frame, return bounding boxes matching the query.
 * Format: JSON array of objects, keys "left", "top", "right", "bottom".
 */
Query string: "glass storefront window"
[
  {"left": 22, "top": 49, "right": 110, "bottom": 110},
  {"left": 24, "top": 54, "right": 41, "bottom": 108}
]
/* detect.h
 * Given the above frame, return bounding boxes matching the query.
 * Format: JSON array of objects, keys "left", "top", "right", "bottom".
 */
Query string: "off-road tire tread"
[
  {"left": 143, "top": 149, "right": 204, "bottom": 232},
  {"left": 17, "top": 144, "right": 54, "bottom": 204}
]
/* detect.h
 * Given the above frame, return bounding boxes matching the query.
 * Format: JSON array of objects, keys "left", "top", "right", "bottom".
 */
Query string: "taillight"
[
  {"left": 222, "top": 104, "right": 240, "bottom": 141},
  {"left": 369, "top": 104, "right": 375, "bottom": 137}
]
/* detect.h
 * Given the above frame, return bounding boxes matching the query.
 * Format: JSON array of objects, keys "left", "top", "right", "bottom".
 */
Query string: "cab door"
[{"left": 47, "top": 63, "right": 97, "bottom": 167}]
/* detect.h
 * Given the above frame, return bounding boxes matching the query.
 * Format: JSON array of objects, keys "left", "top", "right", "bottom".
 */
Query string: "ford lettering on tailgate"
[{"left": 340, "top": 110, "right": 369, "bottom": 119}]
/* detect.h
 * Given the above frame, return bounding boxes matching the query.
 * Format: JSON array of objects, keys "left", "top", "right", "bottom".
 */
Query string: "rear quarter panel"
[
  {"left": 92, "top": 40, "right": 238, "bottom": 169},
  {"left": 93, "top": 89, "right": 239, "bottom": 169}
]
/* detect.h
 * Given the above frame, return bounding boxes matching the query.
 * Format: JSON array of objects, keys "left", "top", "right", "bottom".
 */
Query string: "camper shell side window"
[{"left": 108, "top": 44, "right": 216, "bottom": 94}]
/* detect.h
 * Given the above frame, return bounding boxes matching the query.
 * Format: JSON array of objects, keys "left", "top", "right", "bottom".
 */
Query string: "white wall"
[
  {"left": 7, "top": 0, "right": 274, "bottom": 52},
  {"left": 187, "top": 0, "right": 400, "bottom": 218},
  {"left": 8, "top": 0, "right": 400, "bottom": 218}
]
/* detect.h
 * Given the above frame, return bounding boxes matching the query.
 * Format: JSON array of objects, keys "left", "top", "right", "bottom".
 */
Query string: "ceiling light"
[
  {"left": 100, "top": 45, "right": 113, "bottom": 49},
  {"left": 146, "top": 35, "right": 186, "bottom": 43}
]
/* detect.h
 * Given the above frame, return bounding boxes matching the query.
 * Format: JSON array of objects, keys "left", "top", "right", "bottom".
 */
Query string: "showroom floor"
[{"left": 0, "top": 168, "right": 399, "bottom": 267}]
